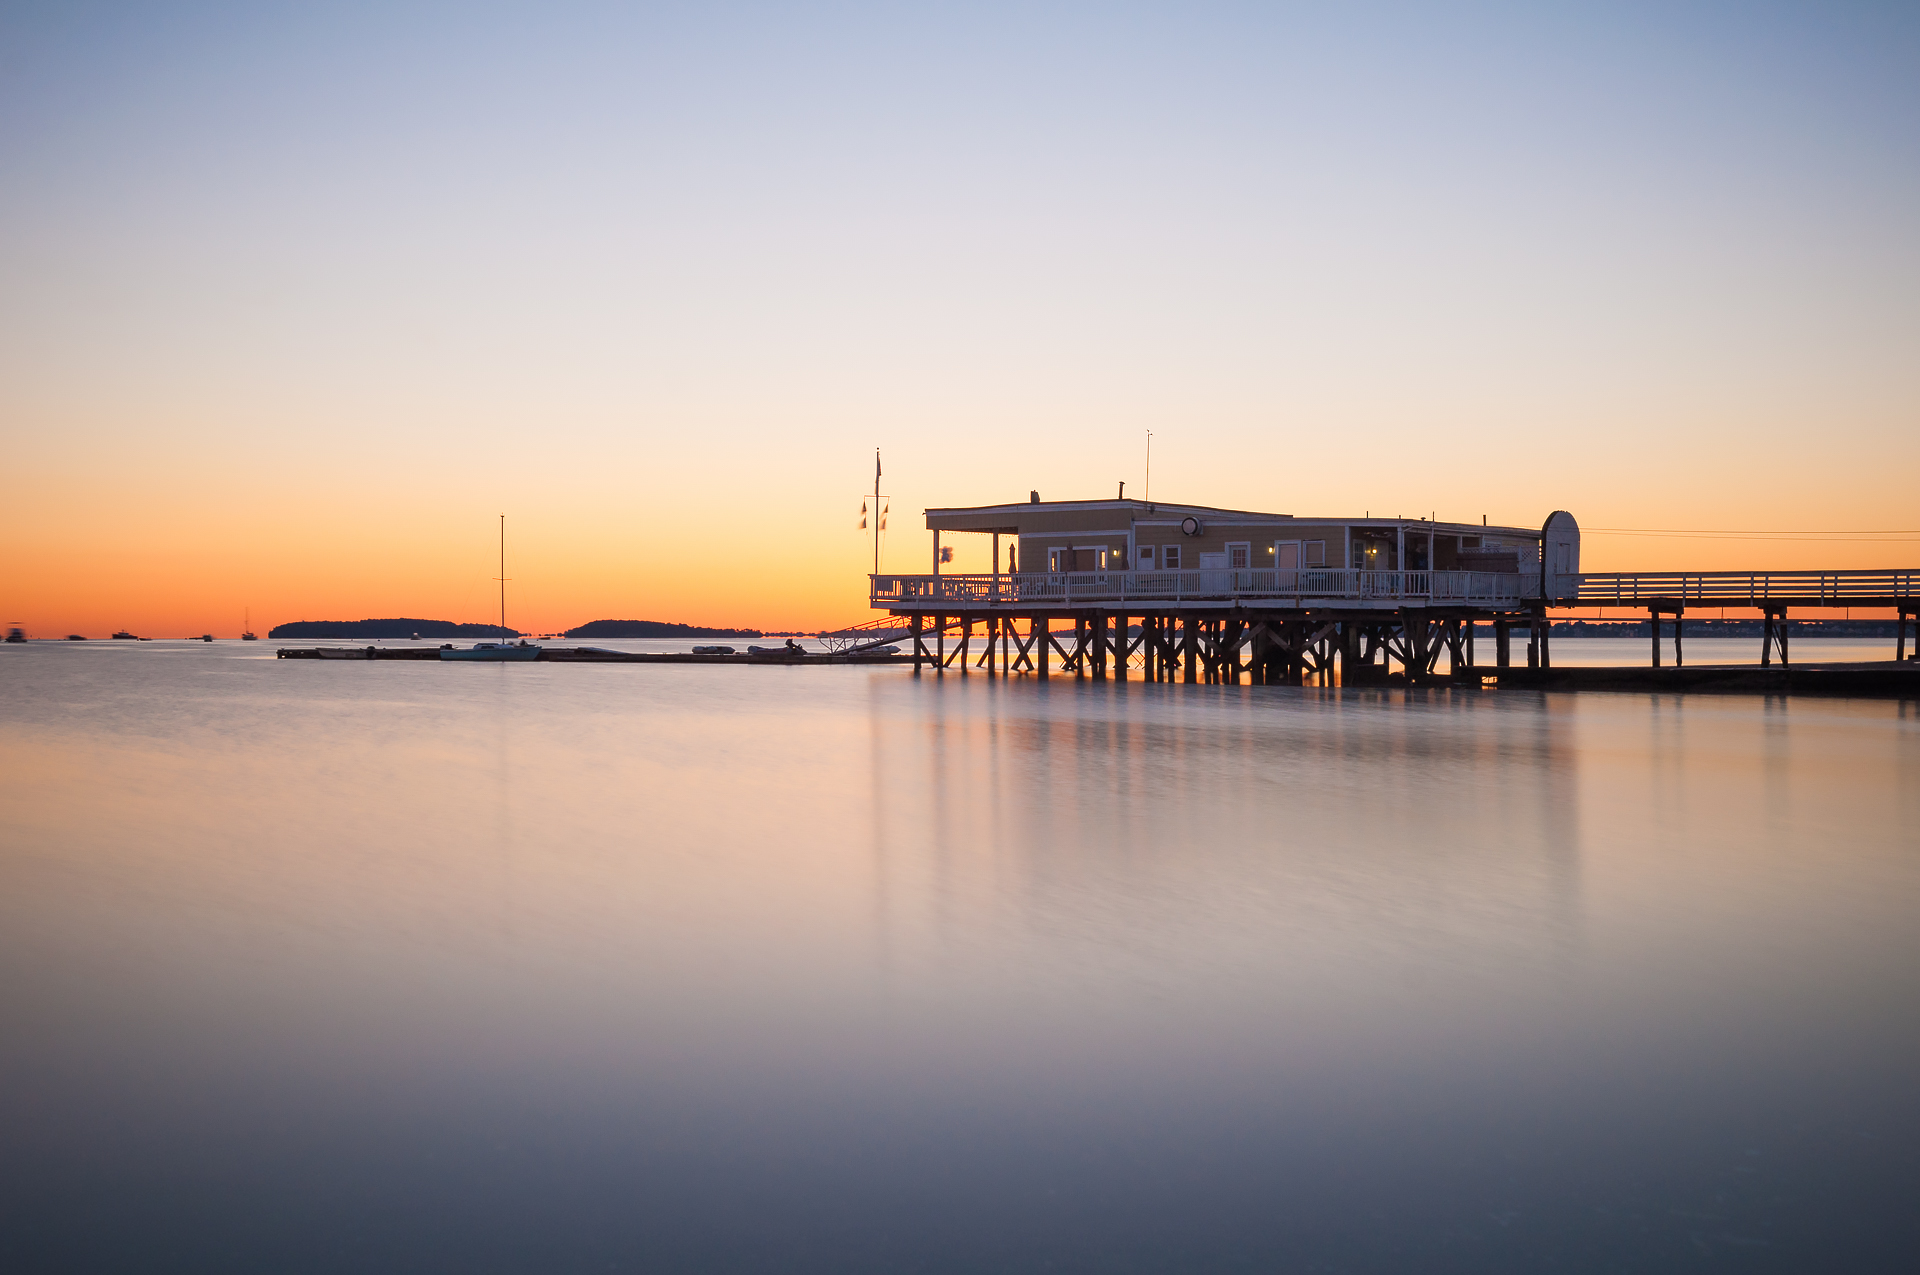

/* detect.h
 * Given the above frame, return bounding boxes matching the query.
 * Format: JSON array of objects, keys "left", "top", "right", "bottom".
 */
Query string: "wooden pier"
[{"left": 868, "top": 567, "right": 1920, "bottom": 691}]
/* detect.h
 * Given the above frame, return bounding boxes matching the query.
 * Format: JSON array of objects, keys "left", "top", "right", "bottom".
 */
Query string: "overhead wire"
[{"left": 1586, "top": 528, "right": 1920, "bottom": 542}]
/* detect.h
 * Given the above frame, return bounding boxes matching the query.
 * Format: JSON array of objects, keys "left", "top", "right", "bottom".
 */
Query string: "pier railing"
[
  {"left": 1573, "top": 570, "right": 1919, "bottom": 604},
  {"left": 872, "top": 568, "right": 1919, "bottom": 610},
  {"left": 871, "top": 569, "right": 1535, "bottom": 608}
]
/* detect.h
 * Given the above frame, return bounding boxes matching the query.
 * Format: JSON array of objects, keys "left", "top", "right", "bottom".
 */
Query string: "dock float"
[
  {"left": 1455, "top": 661, "right": 1920, "bottom": 698},
  {"left": 275, "top": 646, "right": 913, "bottom": 664}
]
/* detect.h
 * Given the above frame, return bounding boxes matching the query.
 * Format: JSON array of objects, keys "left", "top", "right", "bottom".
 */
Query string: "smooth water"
[{"left": 2, "top": 642, "right": 1916, "bottom": 1273}]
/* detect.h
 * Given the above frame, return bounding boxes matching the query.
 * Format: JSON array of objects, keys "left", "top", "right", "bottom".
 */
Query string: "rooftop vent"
[{"left": 1030, "top": 490, "right": 1040, "bottom": 503}]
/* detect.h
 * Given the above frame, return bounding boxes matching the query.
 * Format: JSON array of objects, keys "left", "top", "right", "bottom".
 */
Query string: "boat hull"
[{"left": 439, "top": 645, "right": 542, "bottom": 662}]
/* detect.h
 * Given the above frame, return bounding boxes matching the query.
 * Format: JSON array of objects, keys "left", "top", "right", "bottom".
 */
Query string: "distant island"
[
  {"left": 564, "top": 619, "right": 763, "bottom": 639},
  {"left": 268, "top": 619, "right": 518, "bottom": 639}
]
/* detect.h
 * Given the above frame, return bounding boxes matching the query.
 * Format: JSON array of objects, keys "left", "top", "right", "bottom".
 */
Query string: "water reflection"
[
  {"left": 0, "top": 644, "right": 1915, "bottom": 1273},
  {"left": 886, "top": 682, "right": 1588, "bottom": 995}
]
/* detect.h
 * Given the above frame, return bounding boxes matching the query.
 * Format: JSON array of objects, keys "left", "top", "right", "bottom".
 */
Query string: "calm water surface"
[{"left": 2, "top": 642, "right": 1917, "bottom": 1273}]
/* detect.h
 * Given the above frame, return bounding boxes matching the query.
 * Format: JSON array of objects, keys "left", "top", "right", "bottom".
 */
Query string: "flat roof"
[{"left": 925, "top": 499, "right": 1544, "bottom": 539}]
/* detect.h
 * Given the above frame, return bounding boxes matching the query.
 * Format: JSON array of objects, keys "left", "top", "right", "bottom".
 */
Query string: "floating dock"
[
  {"left": 276, "top": 646, "right": 912, "bottom": 664},
  {"left": 268, "top": 643, "right": 1920, "bottom": 696}
]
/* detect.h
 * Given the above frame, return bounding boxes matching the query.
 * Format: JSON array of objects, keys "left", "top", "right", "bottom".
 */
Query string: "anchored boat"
[
  {"left": 440, "top": 641, "right": 541, "bottom": 662},
  {"left": 440, "top": 515, "right": 542, "bottom": 662}
]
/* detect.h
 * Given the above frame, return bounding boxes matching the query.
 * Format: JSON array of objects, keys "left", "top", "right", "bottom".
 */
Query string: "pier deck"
[
  {"left": 868, "top": 568, "right": 1920, "bottom": 684},
  {"left": 872, "top": 568, "right": 1920, "bottom": 612}
]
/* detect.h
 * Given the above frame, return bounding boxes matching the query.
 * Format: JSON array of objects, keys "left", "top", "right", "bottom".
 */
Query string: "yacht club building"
[
  {"left": 866, "top": 494, "right": 1582, "bottom": 685},
  {"left": 862, "top": 492, "right": 1916, "bottom": 682},
  {"left": 920, "top": 496, "right": 1569, "bottom": 583}
]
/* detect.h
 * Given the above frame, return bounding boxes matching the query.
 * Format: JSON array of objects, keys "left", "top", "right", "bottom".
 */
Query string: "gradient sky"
[{"left": 3, "top": 2, "right": 1916, "bottom": 634}]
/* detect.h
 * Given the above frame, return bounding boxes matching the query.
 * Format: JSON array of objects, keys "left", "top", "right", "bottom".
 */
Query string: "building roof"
[{"left": 924, "top": 498, "right": 1543, "bottom": 540}]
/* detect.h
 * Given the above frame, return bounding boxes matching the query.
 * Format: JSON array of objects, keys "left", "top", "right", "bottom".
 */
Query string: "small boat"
[
  {"left": 241, "top": 608, "right": 257, "bottom": 641},
  {"left": 690, "top": 645, "right": 736, "bottom": 655},
  {"left": 747, "top": 640, "right": 808, "bottom": 658},
  {"left": 198, "top": 634, "right": 214, "bottom": 642},
  {"left": 4, "top": 627, "right": 25, "bottom": 644},
  {"left": 439, "top": 641, "right": 541, "bottom": 662},
  {"left": 113, "top": 630, "right": 139, "bottom": 640},
  {"left": 67, "top": 634, "right": 87, "bottom": 641},
  {"left": 439, "top": 516, "right": 540, "bottom": 663}
]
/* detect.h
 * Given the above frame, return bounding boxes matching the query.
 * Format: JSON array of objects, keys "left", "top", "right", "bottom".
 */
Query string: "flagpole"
[{"left": 873, "top": 449, "right": 882, "bottom": 579}]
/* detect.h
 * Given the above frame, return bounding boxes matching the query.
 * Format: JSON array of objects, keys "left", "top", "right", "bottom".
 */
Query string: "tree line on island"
[{"left": 267, "top": 618, "right": 763, "bottom": 640}]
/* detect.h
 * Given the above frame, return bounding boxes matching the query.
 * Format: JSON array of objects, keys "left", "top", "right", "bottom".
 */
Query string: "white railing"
[
  {"left": 870, "top": 569, "right": 1535, "bottom": 607},
  {"left": 1574, "top": 570, "right": 1920, "bottom": 604},
  {"left": 871, "top": 568, "right": 1920, "bottom": 609}
]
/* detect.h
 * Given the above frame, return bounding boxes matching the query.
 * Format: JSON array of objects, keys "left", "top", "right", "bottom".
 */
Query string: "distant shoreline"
[
  {"left": 263, "top": 617, "right": 766, "bottom": 641},
  {"left": 269, "top": 619, "right": 517, "bottom": 640}
]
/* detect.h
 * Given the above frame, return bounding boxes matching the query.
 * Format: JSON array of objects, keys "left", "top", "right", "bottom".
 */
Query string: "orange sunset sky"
[{"left": 3, "top": 5, "right": 1916, "bottom": 636}]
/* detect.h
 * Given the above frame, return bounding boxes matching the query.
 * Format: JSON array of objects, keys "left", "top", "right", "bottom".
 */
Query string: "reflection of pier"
[{"left": 871, "top": 498, "right": 1920, "bottom": 682}]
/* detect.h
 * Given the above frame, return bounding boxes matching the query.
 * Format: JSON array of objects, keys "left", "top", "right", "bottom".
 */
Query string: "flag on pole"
[
  {"left": 880, "top": 500, "right": 888, "bottom": 531},
  {"left": 859, "top": 499, "right": 867, "bottom": 529},
  {"left": 876, "top": 449, "right": 882, "bottom": 481}
]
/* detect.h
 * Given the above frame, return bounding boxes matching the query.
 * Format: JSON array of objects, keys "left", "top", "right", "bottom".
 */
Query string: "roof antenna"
[{"left": 1118, "top": 480, "right": 1125, "bottom": 500}]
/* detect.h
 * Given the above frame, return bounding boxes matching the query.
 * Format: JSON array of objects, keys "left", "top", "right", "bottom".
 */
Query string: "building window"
[
  {"left": 1305, "top": 540, "right": 1326, "bottom": 566},
  {"left": 1137, "top": 545, "right": 1154, "bottom": 569},
  {"left": 1228, "top": 542, "right": 1250, "bottom": 569},
  {"left": 1163, "top": 545, "right": 1180, "bottom": 569},
  {"left": 1056, "top": 547, "right": 1106, "bottom": 571}
]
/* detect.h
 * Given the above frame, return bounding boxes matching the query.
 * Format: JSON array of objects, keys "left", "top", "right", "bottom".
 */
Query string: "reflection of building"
[
  {"left": 866, "top": 673, "right": 1586, "bottom": 998},
  {"left": 873, "top": 497, "right": 1580, "bottom": 684}
]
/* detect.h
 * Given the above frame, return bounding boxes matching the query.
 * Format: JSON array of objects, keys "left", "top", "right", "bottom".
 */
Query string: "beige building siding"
[{"left": 926, "top": 499, "right": 1546, "bottom": 577}]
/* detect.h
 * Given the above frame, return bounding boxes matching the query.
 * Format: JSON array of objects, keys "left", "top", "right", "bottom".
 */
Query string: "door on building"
[{"left": 1274, "top": 541, "right": 1302, "bottom": 570}]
